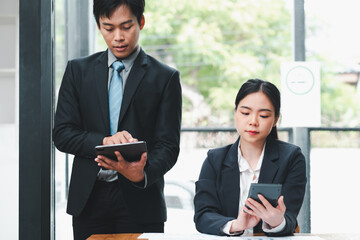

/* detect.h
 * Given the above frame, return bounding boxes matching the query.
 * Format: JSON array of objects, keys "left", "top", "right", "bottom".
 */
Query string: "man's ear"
[{"left": 139, "top": 15, "right": 145, "bottom": 30}]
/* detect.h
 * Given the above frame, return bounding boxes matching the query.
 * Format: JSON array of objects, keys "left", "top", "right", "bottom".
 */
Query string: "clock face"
[{"left": 285, "top": 66, "right": 315, "bottom": 95}]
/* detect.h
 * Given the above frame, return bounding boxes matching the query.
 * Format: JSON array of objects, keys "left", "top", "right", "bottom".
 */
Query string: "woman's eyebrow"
[
  {"left": 259, "top": 108, "right": 273, "bottom": 113},
  {"left": 239, "top": 106, "right": 273, "bottom": 113}
]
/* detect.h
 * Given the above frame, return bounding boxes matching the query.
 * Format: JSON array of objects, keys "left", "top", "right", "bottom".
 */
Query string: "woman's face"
[{"left": 235, "top": 91, "right": 278, "bottom": 146}]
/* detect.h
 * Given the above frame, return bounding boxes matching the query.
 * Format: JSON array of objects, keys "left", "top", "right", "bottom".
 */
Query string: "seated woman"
[{"left": 194, "top": 79, "right": 306, "bottom": 236}]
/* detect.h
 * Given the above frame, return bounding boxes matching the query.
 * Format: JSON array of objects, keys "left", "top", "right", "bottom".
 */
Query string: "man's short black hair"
[{"left": 93, "top": 0, "right": 145, "bottom": 27}]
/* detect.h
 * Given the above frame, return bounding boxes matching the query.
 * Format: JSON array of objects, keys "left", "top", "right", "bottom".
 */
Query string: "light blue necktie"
[{"left": 109, "top": 61, "right": 125, "bottom": 135}]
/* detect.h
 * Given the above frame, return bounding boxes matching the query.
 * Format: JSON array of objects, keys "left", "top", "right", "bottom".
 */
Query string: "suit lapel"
[
  {"left": 94, "top": 51, "right": 110, "bottom": 132},
  {"left": 221, "top": 139, "right": 241, "bottom": 216},
  {"left": 119, "top": 49, "right": 147, "bottom": 124},
  {"left": 258, "top": 139, "right": 280, "bottom": 183}
]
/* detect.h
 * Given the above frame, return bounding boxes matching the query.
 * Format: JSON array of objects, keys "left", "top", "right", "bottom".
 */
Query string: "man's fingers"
[
  {"left": 95, "top": 156, "right": 114, "bottom": 169},
  {"left": 139, "top": 152, "right": 147, "bottom": 164},
  {"left": 114, "top": 151, "right": 126, "bottom": 162},
  {"left": 118, "top": 130, "right": 135, "bottom": 143}
]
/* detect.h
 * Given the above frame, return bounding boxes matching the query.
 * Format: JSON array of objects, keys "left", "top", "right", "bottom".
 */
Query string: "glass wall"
[
  {"left": 305, "top": 0, "right": 360, "bottom": 126},
  {"left": 305, "top": 1, "right": 360, "bottom": 232},
  {"left": 54, "top": 0, "right": 72, "bottom": 239},
  {"left": 53, "top": 0, "right": 360, "bottom": 239}
]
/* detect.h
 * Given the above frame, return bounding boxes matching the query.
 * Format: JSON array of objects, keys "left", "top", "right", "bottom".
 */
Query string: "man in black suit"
[{"left": 53, "top": 0, "right": 182, "bottom": 239}]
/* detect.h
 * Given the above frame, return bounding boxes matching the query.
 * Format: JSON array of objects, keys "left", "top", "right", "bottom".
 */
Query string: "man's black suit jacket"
[
  {"left": 53, "top": 49, "right": 182, "bottom": 224},
  {"left": 194, "top": 138, "right": 307, "bottom": 236}
]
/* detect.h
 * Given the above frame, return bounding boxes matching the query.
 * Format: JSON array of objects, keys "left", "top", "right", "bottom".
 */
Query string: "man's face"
[{"left": 98, "top": 4, "right": 144, "bottom": 59}]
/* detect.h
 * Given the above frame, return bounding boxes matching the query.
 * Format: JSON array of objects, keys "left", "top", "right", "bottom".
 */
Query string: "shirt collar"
[
  {"left": 238, "top": 142, "right": 266, "bottom": 173},
  {"left": 107, "top": 46, "right": 141, "bottom": 72}
]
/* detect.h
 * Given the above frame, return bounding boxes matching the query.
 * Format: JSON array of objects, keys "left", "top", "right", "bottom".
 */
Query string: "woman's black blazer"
[{"left": 194, "top": 137, "right": 307, "bottom": 236}]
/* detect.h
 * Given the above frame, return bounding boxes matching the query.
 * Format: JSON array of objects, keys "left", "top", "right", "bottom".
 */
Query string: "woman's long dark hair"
[{"left": 235, "top": 79, "right": 280, "bottom": 139}]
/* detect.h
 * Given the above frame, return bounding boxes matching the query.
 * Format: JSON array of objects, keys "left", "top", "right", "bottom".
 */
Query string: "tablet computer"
[
  {"left": 247, "top": 183, "right": 282, "bottom": 207},
  {"left": 95, "top": 141, "right": 147, "bottom": 162}
]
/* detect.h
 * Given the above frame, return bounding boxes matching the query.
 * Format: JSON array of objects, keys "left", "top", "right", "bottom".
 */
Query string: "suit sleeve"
[
  {"left": 143, "top": 70, "right": 182, "bottom": 186},
  {"left": 267, "top": 146, "right": 307, "bottom": 236},
  {"left": 53, "top": 61, "right": 105, "bottom": 158},
  {"left": 194, "top": 151, "right": 235, "bottom": 236}
]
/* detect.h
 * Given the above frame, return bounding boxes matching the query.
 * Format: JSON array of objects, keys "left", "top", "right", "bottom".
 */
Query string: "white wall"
[{"left": 0, "top": 0, "right": 19, "bottom": 239}]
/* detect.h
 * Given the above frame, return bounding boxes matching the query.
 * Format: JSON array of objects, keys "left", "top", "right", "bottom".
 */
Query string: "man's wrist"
[
  {"left": 133, "top": 172, "right": 145, "bottom": 183},
  {"left": 132, "top": 170, "right": 147, "bottom": 188}
]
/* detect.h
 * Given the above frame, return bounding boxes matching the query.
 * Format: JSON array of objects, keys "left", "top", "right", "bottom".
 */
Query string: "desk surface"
[
  {"left": 87, "top": 233, "right": 360, "bottom": 240},
  {"left": 88, "top": 233, "right": 143, "bottom": 240}
]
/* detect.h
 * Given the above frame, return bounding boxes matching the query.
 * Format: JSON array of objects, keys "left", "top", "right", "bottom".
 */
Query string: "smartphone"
[{"left": 247, "top": 183, "right": 282, "bottom": 208}]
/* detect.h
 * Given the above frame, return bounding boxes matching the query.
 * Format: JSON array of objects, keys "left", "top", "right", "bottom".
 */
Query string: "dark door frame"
[{"left": 19, "top": 0, "right": 55, "bottom": 239}]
